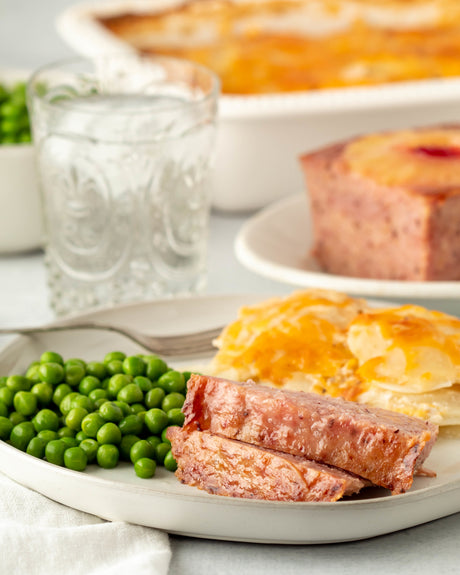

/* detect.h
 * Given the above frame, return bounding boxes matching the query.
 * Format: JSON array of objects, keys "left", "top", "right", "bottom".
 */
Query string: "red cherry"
[{"left": 410, "top": 145, "right": 460, "bottom": 158}]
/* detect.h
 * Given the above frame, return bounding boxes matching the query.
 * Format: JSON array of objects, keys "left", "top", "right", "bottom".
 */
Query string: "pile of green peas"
[
  {"left": 0, "top": 82, "right": 31, "bottom": 145},
  {"left": 0, "top": 350, "right": 189, "bottom": 478}
]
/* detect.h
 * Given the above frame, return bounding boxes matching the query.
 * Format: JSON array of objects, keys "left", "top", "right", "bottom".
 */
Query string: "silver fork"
[{"left": 0, "top": 323, "right": 224, "bottom": 357}]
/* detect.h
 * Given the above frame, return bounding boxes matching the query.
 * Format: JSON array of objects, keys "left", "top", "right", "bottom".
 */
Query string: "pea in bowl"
[{"left": 0, "top": 69, "right": 43, "bottom": 254}]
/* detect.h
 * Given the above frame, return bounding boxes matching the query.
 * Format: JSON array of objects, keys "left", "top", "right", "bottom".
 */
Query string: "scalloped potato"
[
  {"left": 97, "top": 0, "right": 460, "bottom": 94},
  {"left": 209, "top": 289, "right": 460, "bottom": 428}
]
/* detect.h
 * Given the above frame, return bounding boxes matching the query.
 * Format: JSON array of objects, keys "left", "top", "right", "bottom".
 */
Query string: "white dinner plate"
[
  {"left": 235, "top": 194, "right": 460, "bottom": 300},
  {"left": 1, "top": 294, "right": 459, "bottom": 544}
]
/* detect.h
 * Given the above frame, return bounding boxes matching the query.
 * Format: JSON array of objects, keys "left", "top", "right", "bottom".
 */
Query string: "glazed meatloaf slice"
[
  {"left": 183, "top": 374, "right": 438, "bottom": 494},
  {"left": 299, "top": 126, "right": 460, "bottom": 281},
  {"left": 167, "top": 427, "right": 368, "bottom": 502}
]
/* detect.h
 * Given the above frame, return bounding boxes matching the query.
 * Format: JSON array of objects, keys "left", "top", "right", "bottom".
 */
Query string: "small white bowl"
[{"left": 0, "top": 70, "right": 43, "bottom": 254}]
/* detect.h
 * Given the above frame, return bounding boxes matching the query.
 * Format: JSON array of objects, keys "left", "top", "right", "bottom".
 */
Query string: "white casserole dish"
[{"left": 56, "top": 0, "right": 460, "bottom": 212}]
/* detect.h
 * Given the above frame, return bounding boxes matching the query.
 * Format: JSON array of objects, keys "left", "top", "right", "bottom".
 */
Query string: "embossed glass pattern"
[{"left": 28, "top": 56, "right": 219, "bottom": 316}]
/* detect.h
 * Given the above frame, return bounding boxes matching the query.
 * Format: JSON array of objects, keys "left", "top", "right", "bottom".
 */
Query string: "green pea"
[
  {"left": 145, "top": 357, "right": 168, "bottom": 381},
  {"left": 10, "top": 421, "right": 35, "bottom": 451},
  {"left": 130, "top": 404, "right": 146, "bottom": 416},
  {"left": 88, "top": 388, "right": 108, "bottom": 402},
  {"left": 182, "top": 371, "right": 192, "bottom": 385},
  {"left": 94, "top": 398, "right": 109, "bottom": 410},
  {"left": 157, "top": 371, "right": 185, "bottom": 394},
  {"left": 13, "top": 391, "right": 38, "bottom": 416},
  {"left": 161, "top": 426, "right": 172, "bottom": 445},
  {"left": 96, "top": 444, "right": 119, "bottom": 469},
  {"left": 0, "top": 376, "right": 7, "bottom": 388},
  {"left": 59, "top": 392, "right": 79, "bottom": 416},
  {"left": 65, "top": 364, "right": 86, "bottom": 387},
  {"left": 45, "top": 439, "right": 66, "bottom": 466},
  {"left": 64, "top": 446, "right": 87, "bottom": 471},
  {"left": 81, "top": 412, "right": 105, "bottom": 438},
  {"left": 146, "top": 435, "right": 162, "bottom": 450},
  {"left": 2, "top": 134, "right": 17, "bottom": 144},
  {"left": 25, "top": 364, "right": 42, "bottom": 384},
  {"left": 134, "top": 457, "right": 157, "bottom": 479},
  {"left": 163, "top": 450, "right": 177, "bottom": 472},
  {"left": 119, "top": 414, "right": 143, "bottom": 436},
  {"left": 31, "top": 382, "right": 54, "bottom": 406},
  {"left": 161, "top": 392, "right": 185, "bottom": 412},
  {"left": 167, "top": 408, "right": 185, "bottom": 427},
  {"left": 26, "top": 436, "right": 46, "bottom": 459},
  {"left": 119, "top": 434, "right": 141, "bottom": 461},
  {"left": 9, "top": 411, "right": 26, "bottom": 426},
  {"left": 117, "top": 383, "right": 143, "bottom": 405},
  {"left": 0, "top": 386, "right": 14, "bottom": 407},
  {"left": 0, "top": 416, "right": 13, "bottom": 440},
  {"left": 134, "top": 376, "right": 153, "bottom": 392},
  {"left": 52, "top": 383, "right": 72, "bottom": 407},
  {"left": 0, "top": 401, "right": 7, "bottom": 418},
  {"left": 107, "top": 374, "right": 131, "bottom": 399},
  {"left": 130, "top": 439, "right": 155, "bottom": 463},
  {"left": 78, "top": 375, "right": 101, "bottom": 396},
  {"left": 19, "top": 132, "right": 31, "bottom": 143},
  {"left": 40, "top": 351, "right": 64, "bottom": 365},
  {"left": 60, "top": 436, "right": 78, "bottom": 448},
  {"left": 105, "top": 360, "right": 124, "bottom": 376},
  {"left": 65, "top": 407, "right": 88, "bottom": 431},
  {"left": 112, "top": 400, "right": 132, "bottom": 416},
  {"left": 57, "top": 426, "right": 76, "bottom": 439},
  {"left": 155, "top": 442, "right": 171, "bottom": 465},
  {"left": 39, "top": 362, "right": 65, "bottom": 385},
  {"left": 32, "top": 409, "right": 60, "bottom": 432},
  {"left": 65, "top": 358, "right": 86, "bottom": 369},
  {"left": 122, "top": 356, "right": 145, "bottom": 377},
  {"left": 103, "top": 351, "right": 126, "bottom": 364},
  {"left": 144, "top": 387, "right": 165, "bottom": 409},
  {"left": 0, "top": 102, "right": 21, "bottom": 118},
  {"left": 79, "top": 438, "right": 99, "bottom": 462},
  {"left": 85, "top": 361, "right": 107, "bottom": 380},
  {"left": 36, "top": 429, "right": 59, "bottom": 445},
  {"left": 144, "top": 408, "right": 168, "bottom": 435},
  {"left": 75, "top": 430, "right": 89, "bottom": 442},
  {"left": 70, "top": 394, "right": 94, "bottom": 413},
  {"left": 97, "top": 422, "right": 122, "bottom": 445},
  {"left": 99, "top": 401, "right": 124, "bottom": 423},
  {"left": 7, "top": 375, "right": 31, "bottom": 393}
]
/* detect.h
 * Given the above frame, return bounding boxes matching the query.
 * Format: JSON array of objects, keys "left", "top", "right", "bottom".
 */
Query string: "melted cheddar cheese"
[
  {"left": 209, "top": 289, "right": 460, "bottom": 426},
  {"left": 98, "top": 0, "right": 460, "bottom": 95}
]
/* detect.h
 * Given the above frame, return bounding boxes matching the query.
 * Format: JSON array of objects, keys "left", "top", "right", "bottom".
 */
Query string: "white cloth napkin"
[{"left": 0, "top": 471, "right": 171, "bottom": 575}]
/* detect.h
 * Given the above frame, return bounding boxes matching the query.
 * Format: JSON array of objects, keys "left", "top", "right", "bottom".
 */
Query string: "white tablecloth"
[{"left": 0, "top": 471, "right": 170, "bottom": 575}]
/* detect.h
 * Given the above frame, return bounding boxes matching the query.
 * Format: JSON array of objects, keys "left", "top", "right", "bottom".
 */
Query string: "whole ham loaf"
[
  {"left": 299, "top": 126, "right": 460, "bottom": 280},
  {"left": 167, "top": 427, "right": 368, "bottom": 502},
  {"left": 182, "top": 374, "right": 438, "bottom": 494}
]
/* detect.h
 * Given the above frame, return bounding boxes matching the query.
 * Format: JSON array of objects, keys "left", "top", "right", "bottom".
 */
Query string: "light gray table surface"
[{"left": 2, "top": 1, "right": 460, "bottom": 574}]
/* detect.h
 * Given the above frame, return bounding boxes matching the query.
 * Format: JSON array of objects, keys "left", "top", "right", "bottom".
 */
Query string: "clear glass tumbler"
[{"left": 28, "top": 55, "right": 219, "bottom": 316}]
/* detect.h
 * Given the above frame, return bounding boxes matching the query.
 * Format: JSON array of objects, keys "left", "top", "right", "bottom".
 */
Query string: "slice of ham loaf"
[
  {"left": 182, "top": 374, "right": 439, "bottom": 494},
  {"left": 167, "top": 427, "right": 368, "bottom": 502}
]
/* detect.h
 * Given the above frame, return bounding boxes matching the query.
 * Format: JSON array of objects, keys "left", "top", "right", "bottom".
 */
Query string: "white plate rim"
[
  {"left": 1, "top": 293, "right": 459, "bottom": 544},
  {"left": 235, "top": 194, "right": 460, "bottom": 299}
]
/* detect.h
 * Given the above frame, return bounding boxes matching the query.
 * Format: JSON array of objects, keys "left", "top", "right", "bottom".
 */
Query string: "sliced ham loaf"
[
  {"left": 167, "top": 427, "right": 368, "bottom": 502},
  {"left": 182, "top": 374, "right": 439, "bottom": 494}
]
